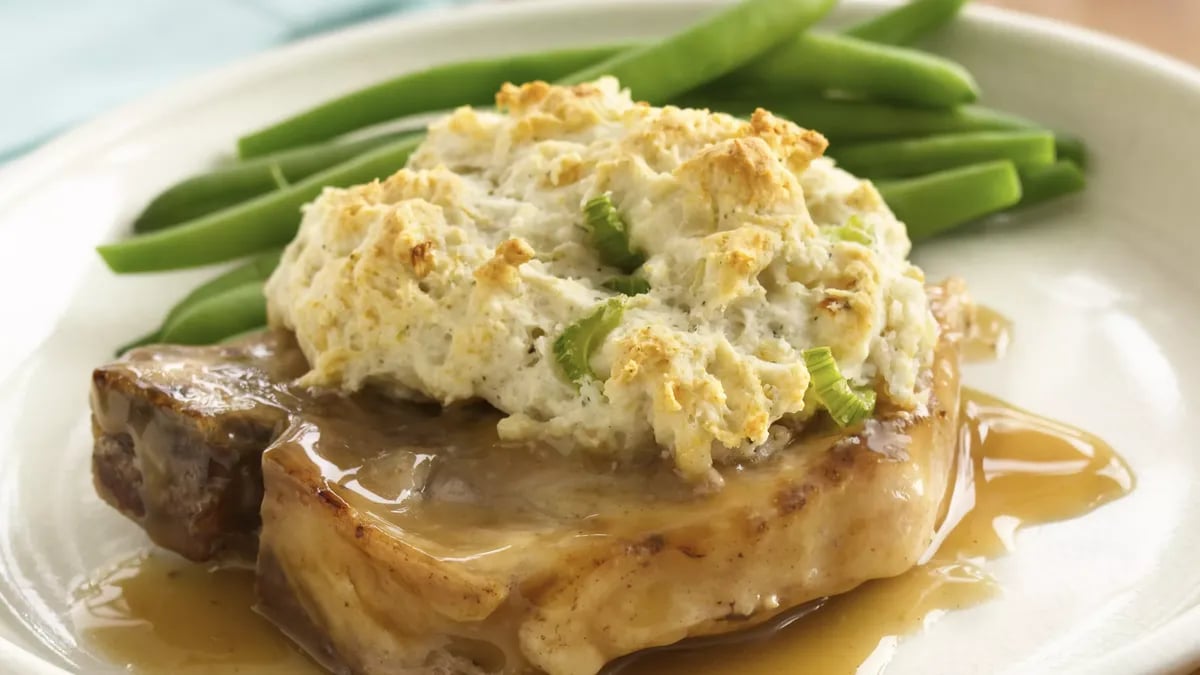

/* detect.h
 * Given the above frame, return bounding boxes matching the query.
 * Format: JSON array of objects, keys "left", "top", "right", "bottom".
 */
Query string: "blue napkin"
[{"left": 0, "top": 0, "right": 467, "bottom": 161}]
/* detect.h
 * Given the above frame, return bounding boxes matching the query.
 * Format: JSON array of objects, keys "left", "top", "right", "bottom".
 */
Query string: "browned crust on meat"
[
  {"left": 89, "top": 337, "right": 297, "bottom": 562},
  {"left": 256, "top": 548, "right": 353, "bottom": 674}
]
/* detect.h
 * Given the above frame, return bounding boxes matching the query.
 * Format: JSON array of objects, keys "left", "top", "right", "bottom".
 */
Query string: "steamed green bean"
[
  {"left": 714, "top": 32, "right": 978, "bottom": 107},
  {"left": 1054, "top": 135, "right": 1089, "bottom": 170},
  {"left": 105, "top": 0, "right": 837, "bottom": 272},
  {"left": 165, "top": 249, "right": 281, "bottom": 326},
  {"left": 159, "top": 281, "right": 269, "bottom": 345},
  {"left": 238, "top": 44, "right": 626, "bottom": 157},
  {"left": 107, "top": 0, "right": 1100, "bottom": 353},
  {"left": 562, "top": 0, "right": 836, "bottom": 103},
  {"left": 244, "top": 0, "right": 837, "bottom": 155},
  {"left": 147, "top": 32, "right": 981, "bottom": 235},
  {"left": 877, "top": 160, "right": 1022, "bottom": 240},
  {"left": 693, "top": 97, "right": 1034, "bottom": 142},
  {"left": 833, "top": 130, "right": 1054, "bottom": 178},
  {"left": 845, "top": 0, "right": 970, "bottom": 45},
  {"left": 1016, "top": 160, "right": 1086, "bottom": 208},
  {"left": 115, "top": 249, "right": 283, "bottom": 353},
  {"left": 105, "top": 0, "right": 1090, "bottom": 281},
  {"left": 98, "top": 136, "right": 422, "bottom": 273},
  {"left": 135, "top": 132, "right": 414, "bottom": 232},
  {"left": 240, "top": 21, "right": 970, "bottom": 164}
]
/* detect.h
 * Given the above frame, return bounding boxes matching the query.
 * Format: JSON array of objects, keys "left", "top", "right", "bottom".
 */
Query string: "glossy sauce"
[
  {"left": 71, "top": 555, "right": 320, "bottom": 674},
  {"left": 619, "top": 389, "right": 1132, "bottom": 674},
  {"left": 72, "top": 390, "right": 1132, "bottom": 675}
]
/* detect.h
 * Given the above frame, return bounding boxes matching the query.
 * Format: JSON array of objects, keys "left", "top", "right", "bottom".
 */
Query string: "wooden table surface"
[{"left": 980, "top": 0, "right": 1200, "bottom": 66}]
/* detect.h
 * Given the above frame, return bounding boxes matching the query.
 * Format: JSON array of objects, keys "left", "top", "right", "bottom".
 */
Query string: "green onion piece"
[
  {"left": 554, "top": 298, "right": 626, "bottom": 386},
  {"left": 602, "top": 275, "right": 651, "bottom": 296},
  {"left": 802, "top": 346, "right": 876, "bottom": 427},
  {"left": 822, "top": 215, "right": 873, "bottom": 245},
  {"left": 583, "top": 194, "right": 645, "bottom": 273},
  {"left": 876, "top": 160, "right": 1022, "bottom": 241}
]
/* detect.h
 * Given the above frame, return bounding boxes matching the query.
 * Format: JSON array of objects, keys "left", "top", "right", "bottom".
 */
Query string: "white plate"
[{"left": 0, "top": 1, "right": 1198, "bottom": 673}]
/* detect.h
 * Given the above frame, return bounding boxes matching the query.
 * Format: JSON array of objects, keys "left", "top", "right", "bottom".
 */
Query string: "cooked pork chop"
[
  {"left": 89, "top": 282, "right": 967, "bottom": 674},
  {"left": 258, "top": 282, "right": 967, "bottom": 675}
]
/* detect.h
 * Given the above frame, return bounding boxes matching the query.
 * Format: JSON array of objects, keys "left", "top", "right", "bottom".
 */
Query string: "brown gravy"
[
  {"left": 71, "top": 389, "right": 1132, "bottom": 675},
  {"left": 620, "top": 389, "right": 1133, "bottom": 674},
  {"left": 71, "top": 556, "right": 319, "bottom": 674}
]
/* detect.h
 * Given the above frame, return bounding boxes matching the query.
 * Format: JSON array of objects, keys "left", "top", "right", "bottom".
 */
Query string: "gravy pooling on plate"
[{"left": 72, "top": 387, "right": 1133, "bottom": 675}]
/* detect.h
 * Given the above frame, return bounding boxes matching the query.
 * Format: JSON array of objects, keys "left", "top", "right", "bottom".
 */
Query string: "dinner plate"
[{"left": 0, "top": 1, "right": 1198, "bottom": 673}]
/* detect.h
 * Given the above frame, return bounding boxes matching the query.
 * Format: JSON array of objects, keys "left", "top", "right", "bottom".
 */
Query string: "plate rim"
[
  {"left": 3, "top": 0, "right": 1200, "bottom": 209},
  {"left": 1, "top": 1, "right": 1198, "bottom": 673}
]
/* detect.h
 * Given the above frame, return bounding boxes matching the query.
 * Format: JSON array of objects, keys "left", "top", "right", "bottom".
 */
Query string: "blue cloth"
[{"left": 0, "top": 0, "right": 465, "bottom": 161}]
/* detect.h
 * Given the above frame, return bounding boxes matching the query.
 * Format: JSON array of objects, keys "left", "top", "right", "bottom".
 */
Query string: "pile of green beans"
[
  {"left": 98, "top": 135, "right": 423, "bottom": 273},
  {"left": 559, "top": 0, "right": 837, "bottom": 102},
  {"left": 705, "top": 31, "right": 979, "bottom": 106},
  {"left": 104, "top": 0, "right": 1091, "bottom": 350},
  {"left": 832, "top": 130, "right": 1055, "bottom": 178},
  {"left": 237, "top": 45, "right": 627, "bottom": 157},
  {"left": 240, "top": 27, "right": 979, "bottom": 160}
]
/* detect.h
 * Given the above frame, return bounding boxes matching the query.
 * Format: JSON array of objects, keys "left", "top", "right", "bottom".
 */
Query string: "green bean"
[
  {"left": 845, "top": 0, "right": 970, "bottom": 45},
  {"left": 159, "top": 281, "right": 268, "bottom": 346},
  {"left": 236, "top": 0, "right": 933, "bottom": 159},
  {"left": 238, "top": 44, "right": 626, "bottom": 157},
  {"left": 773, "top": 100, "right": 1030, "bottom": 142},
  {"left": 106, "top": 0, "right": 839, "bottom": 272},
  {"left": 165, "top": 249, "right": 281, "bottom": 324},
  {"left": 1054, "top": 135, "right": 1089, "bottom": 170},
  {"left": 692, "top": 97, "right": 1034, "bottom": 143},
  {"left": 1015, "top": 160, "right": 1086, "bottom": 208},
  {"left": 98, "top": 135, "right": 422, "bottom": 273},
  {"left": 561, "top": 0, "right": 836, "bottom": 103},
  {"left": 712, "top": 32, "right": 978, "bottom": 107},
  {"left": 876, "top": 160, "right": 1022, "bottom": 240},
  {"left": 135, "top": 132, "right": 415, "bottom": 233},
  {"left": 131, "top": 96, "right": 987, "bottom": 244},
  {"left": 833, "top": 130, "right": 1055, "bottom": 179},
  {"left": 115, "top": 248, "right": 283, "bottom": 353},
  {"left": 142, "top": 33, "right": 975, "bottom": 234},
  {"left": 111, "top": 96, "right": 1081, "bottom": 275}
]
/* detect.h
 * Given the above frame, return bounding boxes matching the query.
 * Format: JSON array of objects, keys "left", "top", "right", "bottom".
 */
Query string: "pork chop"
[
  {"left": 255, "top": 282, "right": 968, "bottom": 675},
  {"left": 89, "top": 282, "right": 967, "bottom": 674}
]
